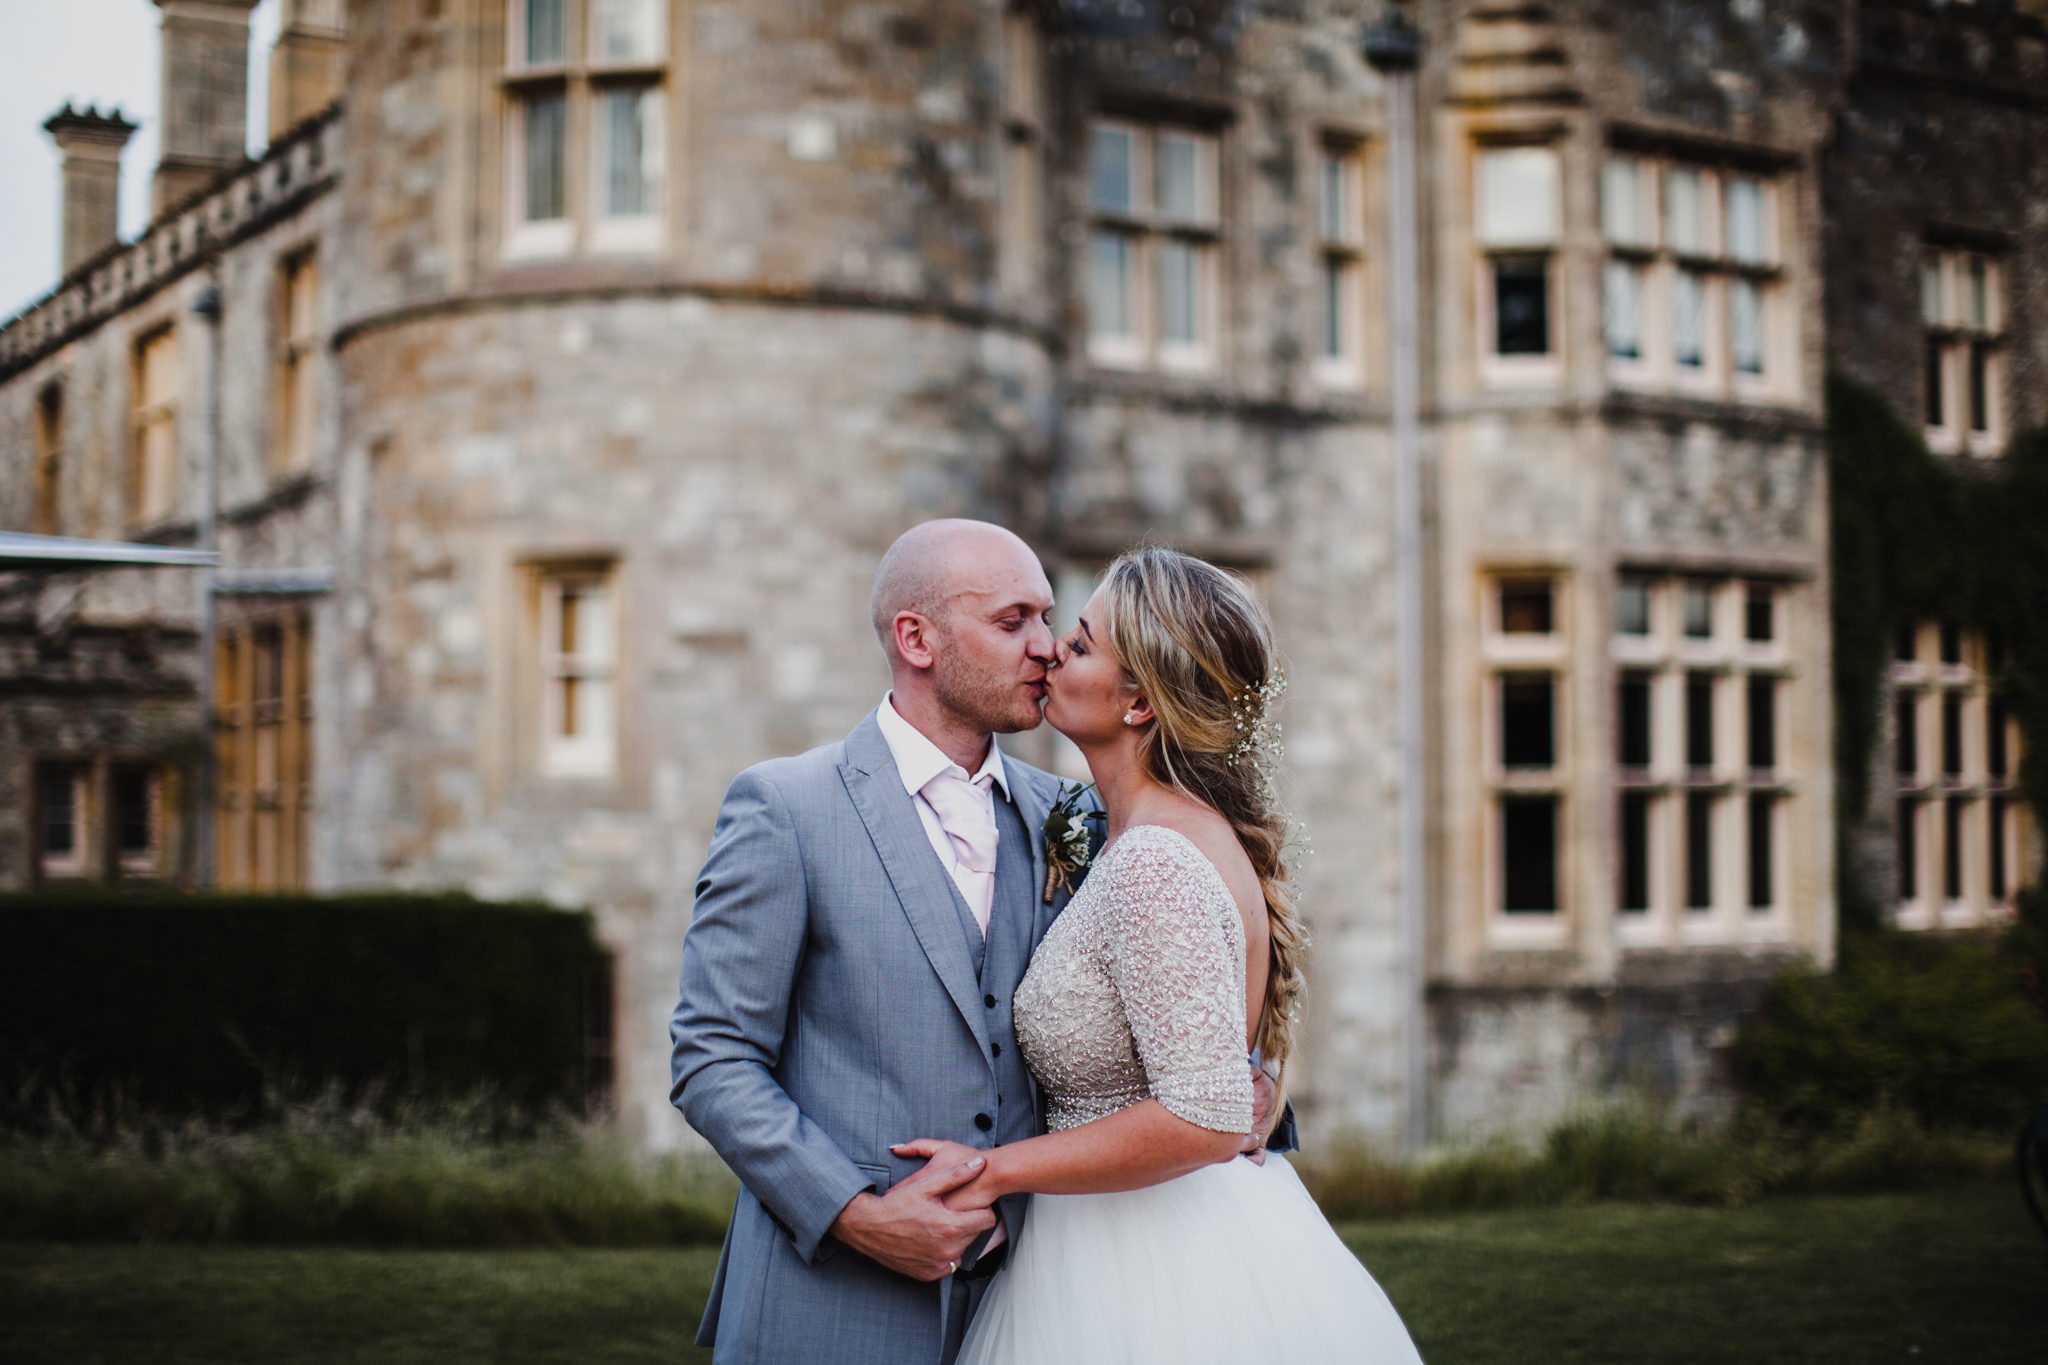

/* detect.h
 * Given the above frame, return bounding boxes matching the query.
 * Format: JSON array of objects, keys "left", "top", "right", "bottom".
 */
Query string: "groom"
[{"left": 671, "top": 520, "right": 1280, "bottom": 1364}]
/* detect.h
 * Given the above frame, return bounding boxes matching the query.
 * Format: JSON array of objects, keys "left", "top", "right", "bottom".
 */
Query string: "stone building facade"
[{"left": 2, "top": 0, "right": 2044, "bottom": 1151}]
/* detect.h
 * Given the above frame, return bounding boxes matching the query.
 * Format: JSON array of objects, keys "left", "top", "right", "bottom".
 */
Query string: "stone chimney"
[
  {"left": 44, "top": 105, "right": 139, "bottom": 276},
  {"left": 151, "top": 0, "right": 262, "bottom": 216},
  {"left": 269, "top": 0, "right": 347, "bottom": 140}
]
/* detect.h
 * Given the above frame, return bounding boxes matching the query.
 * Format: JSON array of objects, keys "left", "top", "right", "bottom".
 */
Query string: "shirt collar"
[{"left": 878, "top": 693, "right": 1011, "bottom": 800}]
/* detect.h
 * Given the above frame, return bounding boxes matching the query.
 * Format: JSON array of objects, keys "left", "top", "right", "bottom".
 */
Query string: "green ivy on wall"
[{"left": 1827, "top": 372, "right": 2048, "bottom": 933}]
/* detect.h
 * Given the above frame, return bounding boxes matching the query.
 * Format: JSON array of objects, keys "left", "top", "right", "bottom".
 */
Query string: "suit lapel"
[
  {"left": 840, "top": 716, "right": 992, "bottom": 1055},
  {"left": 1009, "top": 764, "right": 1058, "bottom": 940}
]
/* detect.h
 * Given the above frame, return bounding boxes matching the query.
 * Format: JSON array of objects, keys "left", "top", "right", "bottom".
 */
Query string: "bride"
[{"left": 894, "top": 546, "right": 1425, "bottom": 1364}]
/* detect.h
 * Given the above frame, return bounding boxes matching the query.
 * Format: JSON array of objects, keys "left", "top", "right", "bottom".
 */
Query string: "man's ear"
[{"left": 893, "top": 611, "right": 938, "bottom": 671}]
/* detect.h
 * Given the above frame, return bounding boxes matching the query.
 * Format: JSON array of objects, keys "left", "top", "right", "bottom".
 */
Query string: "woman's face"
[{"left": 1044, "top": 585, "right": 1144, "bottom": 744}]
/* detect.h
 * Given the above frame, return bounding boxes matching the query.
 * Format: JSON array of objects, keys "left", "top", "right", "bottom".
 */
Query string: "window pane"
[
  {"left": 1895, "top": 695, "right": 1918, "bottom": 776},
  {"left": 1502, "top": 796, "right": 1558, "bottom": 913},
  {"left": 1157, "top": 239, "right": 1201, "bottom": 345},
  {"left": 1726, "top": 177, "right": 1765, "bottom": 263},
  {"left": 1686, "top": 672, "right": 1715, "bottom": 770},
  {"left": 1090, "top": 126, "right": 1134, "bottom": 214},
  {"left": 1685, "top": 791, "right": 1714, "bottom": 910},
  {"left": 1731, "top": 278, "right": 1764, "bottom": 375},
  {"left": 1499, "top": 578, "right": 1553, "bottom": 634},
  {"left": 1156, "top": 133, "right": 1203, "bottom": 223},
  {"left": 1616, "top": 577, "right": 1651, "bottom": 636},
  {"left": 574, "top": 585, "right": 612, "bottom": 661},
  {"left": 1943, "top": 797, "right": 1964, "bottom": 900},
  {"left": 1320, "top": 258, "right": 1347, "bottom": 359},
  {"left": 1494, "top": 256, "right": 1549, "bottom": 355},
  {"left": 1088, "top": 232, "right": 1135, "bottom": 339},
  {"left": 1620, "top": 793, "right": 1652, "bottom": 912},
  {"left": 1665, "top": 167, "right": 1706, "bottom": 255},
  {"left": 593, "top": 0, "right": 665, "bottom": 62},
  {"left": 1747, "top": 676, "right": 1775, "bottom": 771},
  {"left": 1604, "top": 260, "right": 1641, "bottom": 360},
  {"left": 1966, "top": 257, "right": 1987, "bottom": 330},
  {"left": 1601, "top": 158, "right": 1644, "bottom": 246},
  {"left": 1897, "top": 798, "right": 1918, "bottom": 900},
  {"left": 1501, "top": 673, "right": 1554, "bottom": 769},
  {"left": 1673, "top": 270, "right": 1705, "bottom": 368},
  {"left": 1969, "top": 343, "right": 1988, "bottom": 433},
  {"left": 525, "top": 90, "right": 567, "bottom": 221},
  {"left": 41, "top": 771, "right": 78, "bottom": 857},
  {"left": 142, "top": 330, "right": 178, "bottom": 404},
  {"left": 603, "top": 86, "right": 665, "bottom": 216},
  {"left": 1925, "top": 338, "right": 1945, "bottom": 427},
  {"left": 1895, "top": 623, "right": 1918, "bottom": 662},
  {"left": 525, "top": 0, "right": 566, "bottom": 63},
  {"left": 1939, "top": 619, "right": 1961, "bottom": 664},
  {"left": 1477, "top": 147, "right": 1559, "bottom": 247},
  {"left": 1991, "top": 796, "right": 2008, "bottom": 900},
  {"left": 1748, "top": 792, "right": 1774, "bottom": 910},
  {"left": 1989, "top": 696, "right": 2008, "bottom": 778},
  {"left": 114, "top": 767, "right": 154, "bottom": 856},
  {"left": 1681, "top": 580, "right": 1714, "bottom": 638},
  {"left": 1941, "top": 693, "right": 1963, "bottom": 776},
  {"left": 1745, "top": 584, "right": 1773, "bottom": 642},
  {"left": 1318, "top": 154, "right": 1345, "bottom": 242},
  {"left": 1920, "top": 254, "right": 1944, "bottom": 325},
  {"left": 1619, "top": 672, "right": 1652, "bottom": 768}
]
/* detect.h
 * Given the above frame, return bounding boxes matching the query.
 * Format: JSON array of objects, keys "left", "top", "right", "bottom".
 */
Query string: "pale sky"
[{"left": 0, "top": 0, "right": 281, "bottom": 321}]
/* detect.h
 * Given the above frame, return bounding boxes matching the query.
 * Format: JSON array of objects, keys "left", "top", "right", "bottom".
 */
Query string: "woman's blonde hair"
[{"left": 1096, "top": 546, "right": 1307, "bottom": 1073}]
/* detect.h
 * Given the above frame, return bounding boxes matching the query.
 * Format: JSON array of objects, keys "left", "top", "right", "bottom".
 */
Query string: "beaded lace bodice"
[{"left": 1013, "top": 825, "right": 1256, "bottom": 1134}]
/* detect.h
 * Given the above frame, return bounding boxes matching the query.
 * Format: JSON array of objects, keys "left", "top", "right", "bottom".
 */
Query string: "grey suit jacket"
[{"left": 670, "top": 711, "right": 1084, "bottom": 1364}]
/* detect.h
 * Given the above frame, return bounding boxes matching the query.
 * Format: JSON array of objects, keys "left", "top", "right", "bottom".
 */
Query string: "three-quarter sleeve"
[{"left": 1098, "top": 829, "right": 1257, "bottom": 1133}]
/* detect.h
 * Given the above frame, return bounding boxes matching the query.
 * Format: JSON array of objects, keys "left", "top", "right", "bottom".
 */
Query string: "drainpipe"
[
  {"left": 1364, "top": 7, "right": 1426, "bottom": 1153},
  {"left": 193, "top": 280, "right": 222, "bottom": 888}
]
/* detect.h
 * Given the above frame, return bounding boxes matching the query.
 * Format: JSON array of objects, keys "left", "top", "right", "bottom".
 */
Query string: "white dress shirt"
[{"left": 876, "top": 693, "right": 1010, "bottom": 932}]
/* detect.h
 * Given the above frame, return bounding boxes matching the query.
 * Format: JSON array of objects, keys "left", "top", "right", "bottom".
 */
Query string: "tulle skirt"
[{"left": 956, "top": 1154, "right": 1425, "bottom": 1365}]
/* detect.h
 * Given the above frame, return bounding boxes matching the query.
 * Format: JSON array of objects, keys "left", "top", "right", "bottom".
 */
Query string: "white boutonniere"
[{"left": 1041, "top": 781, "right": 1105, "bottom": 904}]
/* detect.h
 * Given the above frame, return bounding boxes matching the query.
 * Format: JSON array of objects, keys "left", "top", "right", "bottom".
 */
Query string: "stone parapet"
[{"left": 0, "top": 105, "right": 344, "bottom": 384}]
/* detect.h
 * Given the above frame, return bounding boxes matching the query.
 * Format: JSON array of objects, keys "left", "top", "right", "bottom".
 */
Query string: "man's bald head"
[
  {"left": 870, "top": 519, "right": 1057, "bottom": 748},
  {"left": 869, "top": 519, "right": 1038, "bottom": 659}
]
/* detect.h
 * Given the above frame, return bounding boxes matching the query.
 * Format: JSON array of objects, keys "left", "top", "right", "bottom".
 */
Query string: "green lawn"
[{"left": 3, "top": 1184, "right": 2042, "bottom": 1364}]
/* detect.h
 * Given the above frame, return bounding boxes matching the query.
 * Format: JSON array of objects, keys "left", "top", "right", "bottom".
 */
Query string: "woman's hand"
[{"left": 892, "top": 1139, "right": 1005, "bottom": 1209}]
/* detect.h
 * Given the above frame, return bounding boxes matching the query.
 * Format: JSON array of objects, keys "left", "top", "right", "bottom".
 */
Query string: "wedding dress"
[{"left": 956, "top": 825, "right": 1425, "bottom": 1364}]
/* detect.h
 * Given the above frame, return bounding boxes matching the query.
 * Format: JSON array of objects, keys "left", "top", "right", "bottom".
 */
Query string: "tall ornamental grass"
[
  {"left": 0, "top": 1090, "right": 734, "bottom": 1248},
  {"left": 1294, "top": 1106, "right": 2011, "bottom": 1223}
]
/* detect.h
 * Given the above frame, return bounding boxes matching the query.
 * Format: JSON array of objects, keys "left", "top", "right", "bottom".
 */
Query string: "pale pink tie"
[{"left": 921, "top": 769, "right": 998, "bottom": 936}]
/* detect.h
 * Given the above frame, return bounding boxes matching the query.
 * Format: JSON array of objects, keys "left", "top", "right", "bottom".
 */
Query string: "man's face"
[{"left": 929, "top": 542, "right": 1058, "bottom": 736}]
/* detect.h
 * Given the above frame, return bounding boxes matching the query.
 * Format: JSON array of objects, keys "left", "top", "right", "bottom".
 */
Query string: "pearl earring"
[{"left": 1124, "top": 713, "right": 1138, "bottom": 725}]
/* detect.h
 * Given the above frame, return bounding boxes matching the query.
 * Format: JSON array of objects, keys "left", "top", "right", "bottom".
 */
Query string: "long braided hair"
[{"left": 1096, "top": 547, "right": 1307, "bottom": 1074}]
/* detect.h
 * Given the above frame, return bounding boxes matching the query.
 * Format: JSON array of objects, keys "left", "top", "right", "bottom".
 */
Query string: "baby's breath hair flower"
[{"left": 1226, "top": 669, "right": 1287, "bottom": 768}]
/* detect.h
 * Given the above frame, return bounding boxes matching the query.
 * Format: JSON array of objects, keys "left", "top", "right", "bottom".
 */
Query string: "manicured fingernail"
[{"left": 968, "top": 1157, "right": 984, "bottom": 1168}]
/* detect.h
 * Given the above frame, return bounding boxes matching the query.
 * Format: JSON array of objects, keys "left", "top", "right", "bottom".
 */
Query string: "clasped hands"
[{"left": 828, "top": 1065, "right": 1279, "bottom": 1282}]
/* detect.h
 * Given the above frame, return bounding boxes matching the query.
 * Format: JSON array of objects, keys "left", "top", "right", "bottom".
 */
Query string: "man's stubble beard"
[{"left": 932, "top": 623, "right": 1045, "bottom": 737}]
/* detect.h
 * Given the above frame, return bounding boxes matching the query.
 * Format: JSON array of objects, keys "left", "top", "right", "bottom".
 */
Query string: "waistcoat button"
[
  {"left": 974, "top": 1113, "right": 993, "bottom": 1131},
  {"left": 984, "top": 993, "right": 996, "bottom": 1008}
]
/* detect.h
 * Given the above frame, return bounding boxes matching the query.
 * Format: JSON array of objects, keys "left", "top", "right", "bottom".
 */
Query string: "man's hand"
[
  {"left": 827, "top": 1151, "right": 996, "bottom": 1281},
  {"left": 1238, "top": 1063, "right": 1281, "bottom": 1166}
]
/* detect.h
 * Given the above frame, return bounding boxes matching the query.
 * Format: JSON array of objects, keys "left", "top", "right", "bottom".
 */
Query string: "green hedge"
[
  {"left": 1734, "top": 897, "right": 2048, "bottom": 1134},
  {"left": 0, "top": 890, "right": 609, "bottom": 1122}
]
